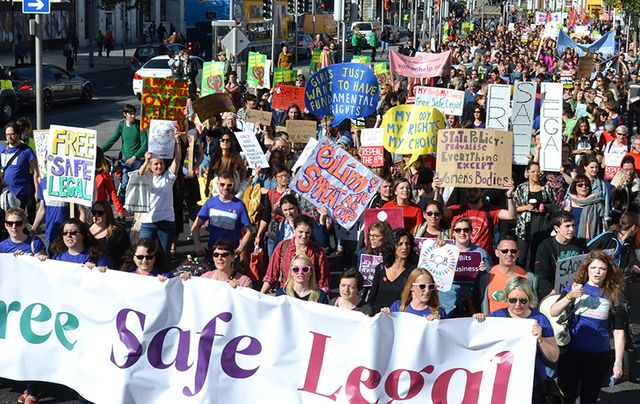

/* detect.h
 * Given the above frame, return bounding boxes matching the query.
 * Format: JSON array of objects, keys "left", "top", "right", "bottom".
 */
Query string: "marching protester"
[{"left": 381, "top": 268, "right": 446, "bottom": 320}]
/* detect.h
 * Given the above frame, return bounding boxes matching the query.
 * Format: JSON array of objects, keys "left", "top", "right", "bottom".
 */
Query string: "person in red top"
[
  {"left": 628, "top": 135, "right": 640, "bottom": 175},
  {"left": 95, "top": 147, "right": 125, "bottom": 217},
  {"left": 261, "top": 215, "right": 329, "bottom": 293},
  {"left": 383, "top": 178, "right": 423, "bottom": 233},
  {"left": 444, "top": 182, "right": 516, "bottom": 258}
]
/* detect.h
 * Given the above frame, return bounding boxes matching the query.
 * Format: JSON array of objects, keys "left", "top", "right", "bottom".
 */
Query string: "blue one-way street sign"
[{"left": 23, "top": 0, "right": 51, "bottom": 14}]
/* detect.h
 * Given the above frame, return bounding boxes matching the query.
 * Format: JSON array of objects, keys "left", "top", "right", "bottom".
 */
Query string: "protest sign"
[
  {"left": 414, "top": 86, "right": 464, "bottom": 116},
  {"left": 285, "top": 120, "right": 317, "bottom": 144},
  {"left": 486, "top": 84, "right": 511, "bottom": 131},
  {"left": 352, "top": 55, "right": 372, "bottom": 64},
  {"left": 373, "top": 62, "right": 390, "bottom": 86},
  {"left": 417, "top": 239, "right": 460, "bottom": 292},
  {"left": 47, "top": 125, "right": 97, "bottom": 207},
  {"left": 291, "top": 137, "right": 382, "bottom": 230},
  {"left": 192, "top": 93, "right": 236, "bottom": 123},
  {"left": 359, "top": 128, "right": 384, "bottom": 167},
  {"left": 247, "top": 52, "right": 267, "bottom": 88},
  {"left": 245, "top": 109, "right": 273, "bottom": 126},
  {"left": 304, "top": 63, "right": 379, "bottom": 126},
  {"left": 0, "top": 255, "right": 536, "bottom": 404},
  {"left": 291, "top": 138, "right": 319, "bottom": 173},
  {"left": 629, "top": 85, "right": 640, "bottom": 104},
  {"left": 363, "top": 208, "right": 404, "bottom": 238},
  {"left": 141, "top": 77, "right": 189, "bottom": 133},
  {"left": 200, "top": 61, "right": 225, "bottom": 96},
  {"left": 309, "top": 48, "right": 322, "bottom": 73},
  {"left": 148, "top": 119, "right": 177, "bottom": 159},
  {"left": 535, "top": 11, "right": 546, "bottom": 23},
  {"left": 540, "top": 82, "right": 563, "bottom": 172},
  {"left": 273, "top": 68, "right": 297, "bottom": 85},
  {"left": 560, "top": 70, "right": 574, "bottom": 88},
  {"left": 511, "top": 81, "right": 536, "bottom": 165},
  {"left": 359, "top": 254, "right": 384, "bottom": 287},
  {"left": 436, "top": 128, "right": 513, "bottom": 188},
  {"left": 383, "top": 105, "right": 445, "bottom": 168},
  {"left": 555, "top": 253, "right": 589, "bottom": 292},
  {"left": 388, "top": 50, "right": 452, "bottom": 78},
  {"left": 33, "top": 129, "right": 48, "bottom": 177},
  {"left": 273, "top": 84, "right": 305, "bottom": 111},
  {"left": 236, "top": 122, "right": 269, "bottom": 168},
  {"left": 455, "top": 251, "right": 483, "bottom": 283}
]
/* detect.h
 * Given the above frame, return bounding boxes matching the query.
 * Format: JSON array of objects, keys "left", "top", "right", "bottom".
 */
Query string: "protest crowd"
[{"left": 2, "top": 4, "right": 640, "bottom": 404}]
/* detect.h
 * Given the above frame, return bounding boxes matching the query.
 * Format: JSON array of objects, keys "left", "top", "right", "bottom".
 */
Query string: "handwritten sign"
[
  {"left": 359, "top": 128, "right": 384, "bottom": 167},
  {"left": 417, "top": 239, "right": 460, "bottom": 292},
  {"left": 540, "top": 82, "right": 563, "bottom": 172},
  {"left": 304, "top": 63, "right": 379, "bottom": 126},
  {"left": 201, "top": 61, "right": 225, "bottom": 96},
  {"left": 273, "top": 85, "right": 305, "bottom": 110},
  {"left": 286, "top": 120, "right": 317, "bottom": 144},
  {"left": 511, "top": 81, "right": 536, "bottom": 165},
  {"left": 486, "top": 84, "right": 511, "bottom": 131},
  {"left": 141, "top": 77, "right": 188, "bottom": 133},
  {"left": 455, "top": 251, "right": 482, "bottom": 283},
  {"left": 436, "top": 128, "right": 513, "bottom": 188},
  {"left": 33, "top": 129, "right": 48, "bottom": 177},
  {"left": 309, "top": 49, "right": 322, "bottom": 73},
  {"left": 414, "top": 86, "right": 465, "bottom": 116},
  {"left": 388, "top": 50, "right": 452, "bottom": 78},
  {"left": 148, "top": 120, "right": 177, "bottom": 159},
  {"left": 236, "top": 122, "right": 269, "bottom": 169},
  {"left": 291, "top": 137, "right": 382, "bottom": 230},
  {"left": 555, "top": 253, "right": 589, "bottom": 292},
  {"left": 47, "top": 125, "right": 97, "bottom": 207},
  {"left": 246, "top": 109, "right": 273, "bottom": 126},
  {"left": 192, "top": 93, "right": 236, "bottom": 123},
  {"left": 273, "top": 68, "right": 297, "bottom": 85},
  {"left": 247, "top": 52, "right": 267, "bottom": 89},
  {"left": 382, "top": 105, "right": 444, "bottom": 167},
  {"left": 359, "top": 254, "right": 384, "bottom": 287}
]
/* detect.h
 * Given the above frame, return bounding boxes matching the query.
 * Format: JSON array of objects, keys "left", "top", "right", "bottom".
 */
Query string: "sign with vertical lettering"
[
  {"left": 539, "top": 83, "right": 563, "bottom": 172},
  {"left": 511, "top": 82, "right": 536, "bottom": 166},
  {"left": 486, "top": 84, "right": 511, "bottom": 131}
]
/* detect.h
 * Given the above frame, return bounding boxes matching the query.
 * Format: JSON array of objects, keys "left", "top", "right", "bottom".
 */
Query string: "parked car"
[
  {"left": 129, "top": 43, "right": 187, "bottom": 71},
  {"left": 297, "top": 34, "right": 313, "bottom": 59},
  {"left": 132, "top": 55, "right": 204, "bottom": 98},
  {"left": 10, "top": 64, "right": 93, "bottom": 111},
  {"left": 0, "top": 64, "right": 18, "bottom": 123}
]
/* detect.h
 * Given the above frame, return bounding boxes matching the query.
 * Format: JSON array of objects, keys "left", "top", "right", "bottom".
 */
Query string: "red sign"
[
  {"left": 272, "top": 85, "right": 305, "bottom": 111},
  {"left": 360, "top": 146, "right": 384, "bottom": 167},
  {"left": 363, "top": 208, "right": 404, "bottom": 238}
]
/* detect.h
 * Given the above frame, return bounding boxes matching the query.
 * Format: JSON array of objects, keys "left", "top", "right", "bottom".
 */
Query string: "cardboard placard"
[
  {"left": 285, "top": 120, "right": 317, "bottom": 144},
  {"left": 436, "top": 128, "right": 513, "bottom": 189},
  {"left": 33, "top": 129, "right": 49, "bottom": 177},
  {"left": 245, "top": 109, "right": 273, "bottom": 126},
  {"left": 192, "top": 93, "right": 236, "bottom": 123}
]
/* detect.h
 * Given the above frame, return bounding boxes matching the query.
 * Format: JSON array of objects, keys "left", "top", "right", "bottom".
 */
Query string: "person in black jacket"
[
  {"left": 588, "top": 212, "right": 640, "bottom": 275},
  {"left": 534, "top": 211, "right": 587, "bottom": 298}
]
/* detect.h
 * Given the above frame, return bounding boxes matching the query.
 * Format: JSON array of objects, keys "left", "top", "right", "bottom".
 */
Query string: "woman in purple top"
[
  {"left": 119, "top": 238, "right": 174, "bottom": 280},
  {"left": 48, "top": 218, "right": 111, "bottom": 269},
  {"left": 381, "top": 268, "right": 446, "bottom": 320}
]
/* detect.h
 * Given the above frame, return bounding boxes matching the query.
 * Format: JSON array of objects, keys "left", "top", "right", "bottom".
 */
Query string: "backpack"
[{"left": 243, "top": 182, "right": 263, "bottom": 224}]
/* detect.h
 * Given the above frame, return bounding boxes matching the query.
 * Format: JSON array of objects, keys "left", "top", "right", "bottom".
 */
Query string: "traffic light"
[
  {"left": 287, "top": 0, "right": 295, "bottom": 14},
  {"left": 297, "top": 0, "right": 305, "bottom": 14},
  {"left": 344, "top": 1, "right": 351, "bottom": 21},
  {"left": 263, "top": 0, "right": 272, "bottom": 19}
]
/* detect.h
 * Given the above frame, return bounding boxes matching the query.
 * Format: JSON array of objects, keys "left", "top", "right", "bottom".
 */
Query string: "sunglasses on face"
[
  {"left": 576, "top": 183, "right": 589, "bottom": 188},
  {"left": 213, "top": 251, "right": 232, "bottom": 258},
  {"left": 91, "top": 210, "right": 105, "bottom": 216},
  {"left": 453, "top": 227, "right": 472, "bottom": 233},
  {"left": 426, "top": 211, "right": 441, "bottom": 217},
  {"left": 219, "top": 182, "right": 234, "bottom": 189},
  {"left": 220, "top": 138, "right": 231, "bottom": 143},
  {"left": 134, "top": 254, "right": 155, "bottom": 261},
  {"left": 62, "top": 231, "right": 79, "bottom": 237},
  {"left": 412, "top": 283, "right": 436, "bottom": 291},
  {"left": 508, "top": 297, "right": 529, "bottom": 305},
  {"left": 292, "top": 265, "right": 311, "bottom": 274},
  {"left": 5, "top": 220, "right": 24, "bottom": 227},
  {"left": 500, "top": 249, "right": 518, "bottom": 255}
]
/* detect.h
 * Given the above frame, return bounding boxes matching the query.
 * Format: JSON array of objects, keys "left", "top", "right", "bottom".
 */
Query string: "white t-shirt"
[
  {"left": 141, "top": 169, "right": 177, "bottom": 223},
  {"left": 603, "top": 140, "right": 628, "bottom": 180}
]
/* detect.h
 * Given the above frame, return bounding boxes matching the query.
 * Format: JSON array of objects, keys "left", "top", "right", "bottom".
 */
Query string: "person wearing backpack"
[{"left": 101, "top": 104, "right": 147, "bottom": 202}]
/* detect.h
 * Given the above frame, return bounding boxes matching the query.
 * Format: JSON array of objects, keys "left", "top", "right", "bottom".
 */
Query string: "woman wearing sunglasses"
[
  {"left": 381, "top": 268, "right": 445, "bottom": 320},
  {"left": 565, "top": 174, "right": 604, "bottom": 240},
  {"left": 474, "top": 277, "right": 559, "bottom": 401},
  {"left": 0, "top": 207, "right": 46, "bottom": 257},
  {"left": 48, "top": 218, "right": 111, "bottom": 270},
  {"left": 275, "top": 254, "right": 328, "bottom": 304},
  {"left": 199, "top": 239, "right": 252, "bottom": 288},
  {"left": 414, "top": 201, "right": 447, "bottom": 238},
  {"left": 89, "top": 201, "right": 130, "bottom": 270},
  {"left": 120, "top": 238, "right": 174, "bottom": 280}
]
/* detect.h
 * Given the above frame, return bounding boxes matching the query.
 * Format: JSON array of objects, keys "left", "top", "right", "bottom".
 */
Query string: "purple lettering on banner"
[
  {"left": 454, "top": 251, "right": 482, "bottom": 283},
  {"left": 110, "top": 308, "right": 146, "bottom": 369},
  {"left": 147, "top": 327, "right": 193, "bottom": 371},
  {"left": 358, "top": 254, "right": 384, "bottom": 287},
  {"left": 221, "top": 335, "right": 262, "bottom": 378}
]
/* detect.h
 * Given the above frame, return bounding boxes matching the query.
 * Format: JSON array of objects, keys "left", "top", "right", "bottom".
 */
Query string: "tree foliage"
[{"left": 621, "top": 0, "right": 640, "bottom": 16}]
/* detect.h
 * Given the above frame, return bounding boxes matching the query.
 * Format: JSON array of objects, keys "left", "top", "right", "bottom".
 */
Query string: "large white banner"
[
  {"left": 511, "top": 82, "right": 537, "bottom": 166},
  {"left": 540, "top": 83, "right": 563, "bottom": 172},
  {"left": 486, "top": 84, "right": 511, "bottom": 131},
  {"left": 0, "top": 255, "right": 536, "bottom": 404}
]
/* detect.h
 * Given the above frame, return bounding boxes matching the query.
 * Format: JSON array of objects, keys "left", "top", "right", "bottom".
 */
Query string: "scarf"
[{"left": 570, "top": 193, "right": 604, "bottom": 240}]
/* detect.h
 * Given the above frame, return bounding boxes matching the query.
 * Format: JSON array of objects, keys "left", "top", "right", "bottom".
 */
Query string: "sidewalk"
[{"left": 0, "top": 46, "right": 137, "bottom": 76}]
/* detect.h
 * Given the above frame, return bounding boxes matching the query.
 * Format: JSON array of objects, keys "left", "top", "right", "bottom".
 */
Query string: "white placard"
[
  {"left": 291, "top": 137, "right": 319, "bottom": 173},
  {"left": 417, "top": 239, "right": 460, "bottom": 292},
  {"left": 236, "top": 122, "right": 269, "bottom": 168},
  {"left": 486, "top": 84, "right": 511, "bottom": 131},
  {"left": 539, "top": 82, "right": 563, "bottom": 172},
  {"left": 148, "top": 119, "right": 177, "bottom": 159},
  {"left": 511, "top": 82, "right": 536, "bottom": 165},
  {"left": 414, "top": 86, "right": 465, "bottom": 116},
  {"left": 33, "top": 129, "right": 49, "bottom": 177}
]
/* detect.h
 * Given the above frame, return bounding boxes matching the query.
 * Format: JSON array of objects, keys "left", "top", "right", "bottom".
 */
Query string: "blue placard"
[
  {"left": 23, "top": 0, "right": 51, "bottom": 14},
  {"left": 304, "top": 63, "right": 380, "bottom": 127}
]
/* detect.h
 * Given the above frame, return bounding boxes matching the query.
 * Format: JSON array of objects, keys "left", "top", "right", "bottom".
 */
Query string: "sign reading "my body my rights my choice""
[{"left": 304, "top": 63, "right": 379, "bottom": 126}]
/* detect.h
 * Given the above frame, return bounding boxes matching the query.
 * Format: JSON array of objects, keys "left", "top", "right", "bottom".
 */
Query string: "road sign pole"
[{"left": 35, "top": 14, "right": 43, "bottom": 130}]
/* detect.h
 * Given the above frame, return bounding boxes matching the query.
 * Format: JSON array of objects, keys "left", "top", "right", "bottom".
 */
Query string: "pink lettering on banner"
[{"left": 388, "top": 50, "right": 452, "bottom": 79}]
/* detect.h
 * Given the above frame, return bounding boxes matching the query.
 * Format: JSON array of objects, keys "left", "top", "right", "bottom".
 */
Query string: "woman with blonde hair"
[
  {"left": 275, "top": 253, "right": 328, "bottom": 304},
  {"left": 381, "top": 268, "right": 445, "bottom": 320}
]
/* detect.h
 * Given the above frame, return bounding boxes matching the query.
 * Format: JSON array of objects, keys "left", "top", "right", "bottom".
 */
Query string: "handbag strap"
[{"left": 1, "top": 144, "right": 26, "bottom": 172}]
